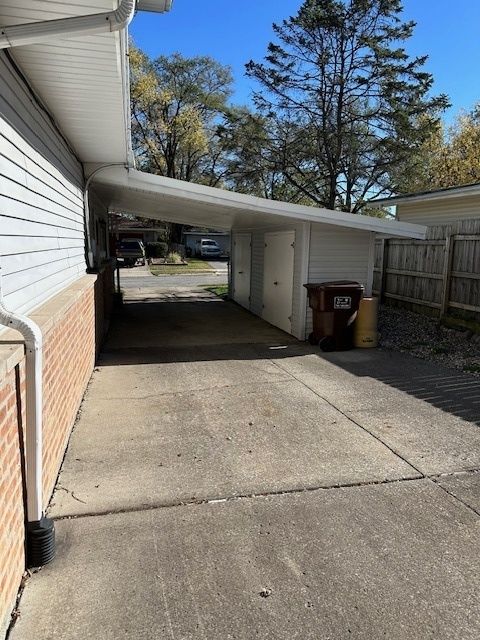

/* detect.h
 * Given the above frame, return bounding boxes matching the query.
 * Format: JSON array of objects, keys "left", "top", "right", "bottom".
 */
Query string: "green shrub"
[
  {"left": 166, "top": 251, "right": 183, "bottom": 264},
  {"left": 145, "top": 242, "right": 167, "bottom": 259}
]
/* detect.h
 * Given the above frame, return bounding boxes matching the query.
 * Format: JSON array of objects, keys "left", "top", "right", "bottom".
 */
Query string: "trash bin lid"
[{"left": 304, "top": 281, "right": 364, "bottom": 291}]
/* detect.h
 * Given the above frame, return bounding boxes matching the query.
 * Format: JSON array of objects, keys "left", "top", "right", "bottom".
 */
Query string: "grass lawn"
[
  {"left": 150, "top": 259, "right": 215, "bottom": 276},
  {"left": 202, "top": 284, "right": 229, "bottom": 299}
]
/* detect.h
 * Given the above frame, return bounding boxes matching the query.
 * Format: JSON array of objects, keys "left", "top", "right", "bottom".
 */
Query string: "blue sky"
[{"left": 131, "top": 0, "right": 480, "bottom": 122}]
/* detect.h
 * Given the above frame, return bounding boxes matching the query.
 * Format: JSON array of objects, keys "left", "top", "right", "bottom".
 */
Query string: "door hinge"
[{"left": 291, "top": 242, "right": 295, "bottom": 248}]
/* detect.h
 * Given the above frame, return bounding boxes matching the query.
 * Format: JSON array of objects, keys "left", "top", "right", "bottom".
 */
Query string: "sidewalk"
[{"left": 9, "top": 283, "right": 480, "bottom": 640}]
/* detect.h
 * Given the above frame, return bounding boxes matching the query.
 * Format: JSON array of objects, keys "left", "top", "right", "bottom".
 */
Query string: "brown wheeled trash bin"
[{"left": 304, "top": 281, "right": 364, "bottom": 351}]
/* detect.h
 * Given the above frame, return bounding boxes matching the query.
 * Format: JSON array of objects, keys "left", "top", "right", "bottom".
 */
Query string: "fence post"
[
  {"left": 440, "top": 234, "right": 454, "bottom": 318},
  {"left": 379, "top": 238, "right": 389, "bottom": 303}
]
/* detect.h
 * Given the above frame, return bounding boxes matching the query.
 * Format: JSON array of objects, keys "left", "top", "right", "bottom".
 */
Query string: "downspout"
[
  {"left": 0, "top": 263, "right": 54, "bottom": 567},
  {"left": 0, "top": 0, "right": 136, "bottom": 49}
]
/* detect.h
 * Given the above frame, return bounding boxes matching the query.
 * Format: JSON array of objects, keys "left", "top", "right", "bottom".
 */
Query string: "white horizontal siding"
[
  {"left": 397, "top": 196, "right": 480, "bottom": 226},
  {"left": 0, "top": 51, "right": 86, "bottom": 314},
  {"left": 306, "top": 224, "right": 372, "bottom": 335}
]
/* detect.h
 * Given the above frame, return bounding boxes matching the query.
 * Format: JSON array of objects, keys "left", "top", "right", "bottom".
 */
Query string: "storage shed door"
[
  {"left": 263, "top": 231, "right": 295, "bottom": 333},
  {"left": 233, "top": 233, "right": 251, "bottom": 309}
]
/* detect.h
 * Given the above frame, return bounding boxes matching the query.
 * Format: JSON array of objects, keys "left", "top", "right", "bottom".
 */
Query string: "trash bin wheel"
[{"left": 319, "top": 336, "right": 336, "bottom": 352}]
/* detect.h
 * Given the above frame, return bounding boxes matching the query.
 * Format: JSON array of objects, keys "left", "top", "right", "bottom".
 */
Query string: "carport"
[{"left": 94, "top": 167, "right": 426, "bottom": 338}]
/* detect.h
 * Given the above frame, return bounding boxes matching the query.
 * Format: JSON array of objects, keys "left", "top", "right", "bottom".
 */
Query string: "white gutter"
[
  {"left": 0, "top": 263, "right": 54, "bottom": 566},
  {"left": 0, "top": 0, "right": 136, "bottom": 49}
]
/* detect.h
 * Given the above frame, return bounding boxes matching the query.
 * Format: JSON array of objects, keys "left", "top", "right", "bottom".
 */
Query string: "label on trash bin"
[{"left": 334, "top": 296, "right": 352, "bottom": 309}]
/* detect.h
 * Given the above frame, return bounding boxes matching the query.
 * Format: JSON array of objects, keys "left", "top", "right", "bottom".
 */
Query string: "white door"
[
  {"left": 233, "top": 233, "right": 251, "bottom": 308},
  {"left": 263, "top": 231, "right": 295, "bottom": 334}
]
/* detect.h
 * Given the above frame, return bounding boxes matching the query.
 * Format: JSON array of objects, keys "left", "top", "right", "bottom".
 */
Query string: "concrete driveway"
[{"left": 10, "top": 278, "right": 480, "bottom": 640}]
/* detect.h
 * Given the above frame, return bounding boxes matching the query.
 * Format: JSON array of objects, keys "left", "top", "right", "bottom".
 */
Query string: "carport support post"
[
  {"left": 379, "top": 239, "right": 389, "bottom": 303},
  {"left": 440, "top": 234, "right": 454, "bottom": 318},
  {"left": 116, "top": 263, "right": 120, "bottom": 295}
]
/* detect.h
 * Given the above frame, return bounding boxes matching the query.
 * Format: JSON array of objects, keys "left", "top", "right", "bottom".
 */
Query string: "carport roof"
[{"left": 94, "top": 167, "right": 427, "bottom": 238}]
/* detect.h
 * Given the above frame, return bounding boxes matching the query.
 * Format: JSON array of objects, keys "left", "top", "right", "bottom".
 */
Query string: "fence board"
[{"left": 374, "top": 219, "right": 480, "bottom": 322}]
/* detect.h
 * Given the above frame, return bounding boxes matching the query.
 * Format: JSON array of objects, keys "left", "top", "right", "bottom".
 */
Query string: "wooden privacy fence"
[{"left": 373, "top": 218, "right": 480, "bottom": 322}]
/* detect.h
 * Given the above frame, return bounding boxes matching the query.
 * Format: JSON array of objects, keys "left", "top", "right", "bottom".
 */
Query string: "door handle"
[
  {"left": 238, "top": 271, "right": 244, "bottom": 274},
  {"left": 274, "top": 281, "right": 278, "bottom": 285}
]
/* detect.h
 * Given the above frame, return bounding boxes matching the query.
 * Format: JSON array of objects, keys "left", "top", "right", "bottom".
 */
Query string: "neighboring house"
[
  {"left": 109, "top": 217, "right": 166, "bottom": 254},
  {"left": 0, "top": 1, "right": 427, "bottom": 635},
  {"left": 372, "top": 183, "right": 480, "bottom": 226},
  {"left": 183, "top": 231, "right": 230, "bottom": 256}
]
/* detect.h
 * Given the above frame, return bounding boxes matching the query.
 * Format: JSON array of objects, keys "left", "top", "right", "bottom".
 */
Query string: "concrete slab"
[
  {"left": 49, "top": 379, "right": 417, "bottom": 517},
  {"left": 345, "top": 406, "right": 480, "bottom": 476},
  {"left": 13, "top": 480, "right": 480, "bottom": 640},
  {"left": 91, "top": 344, "right": 292, "bottom": 398},
  {"left": 436, "top": 471, "right": 480, "bottom": 514},
  {"left": 276, "top": 349, "right": 480, "bottom": 421},
  {"left": 276, "top": 349, "right": 480, "bottom": 475},
  {"left": 105, "top": 296, "right": 296, "bottom": 348}
]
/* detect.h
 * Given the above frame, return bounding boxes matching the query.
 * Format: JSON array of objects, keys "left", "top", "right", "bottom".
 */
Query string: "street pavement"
[{"left": 118, "top": 263, "right": 228, "bottom": 289}]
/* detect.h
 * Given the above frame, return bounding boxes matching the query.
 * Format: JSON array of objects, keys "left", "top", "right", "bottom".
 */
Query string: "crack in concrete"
[
  {"left": 53, "top": 474, "right": 428, "bottom": 522},
  {"left": 429, "top": 478, "right": 480, "bottom": 517},
  {"left": 88, "top": 377, "right": 294, "bottom": 402},
  {"left": 52, "top": 466, "right": 480, "bottom": 523},
  {"left": 56, "top": 485, "right": 87, "bottom": 504},
  {"left": 430, "top": 467, "right": 480, "bottom": 479}
]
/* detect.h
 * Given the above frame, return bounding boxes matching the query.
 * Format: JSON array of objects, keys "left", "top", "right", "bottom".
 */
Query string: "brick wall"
[
  {"left": 0, "top": 363, "right": 26, "bottom": 637},
  {"left": 0, "top": 265, "right": 113, "bottom": 636}
]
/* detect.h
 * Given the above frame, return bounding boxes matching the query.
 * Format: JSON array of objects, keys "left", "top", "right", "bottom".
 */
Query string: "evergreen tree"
[{"left": 246, "top": 0, "right": 449, "bottom": 212}]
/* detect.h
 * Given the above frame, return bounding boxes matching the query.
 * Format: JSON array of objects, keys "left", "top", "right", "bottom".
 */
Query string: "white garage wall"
[
  {"left": 306, "top": 224, "right": 373, "bottom": 335},
  {"left": 0, "top": 51, "right": 86, "bottom": 314}
]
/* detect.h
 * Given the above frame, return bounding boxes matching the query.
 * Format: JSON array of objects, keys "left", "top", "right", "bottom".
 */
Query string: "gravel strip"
[{"left": 378, "top": 305, "right": 480, "bottom": 377}]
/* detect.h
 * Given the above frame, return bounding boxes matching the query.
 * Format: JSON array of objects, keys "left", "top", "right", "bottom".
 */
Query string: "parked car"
[
  {"left": 116, "top": 239, "right": 145, "bottom": 267},
  {"left": 195, "top": 238, "right": 222, "bottom": 259}
]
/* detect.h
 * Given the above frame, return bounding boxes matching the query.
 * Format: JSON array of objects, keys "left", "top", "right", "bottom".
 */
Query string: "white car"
[{"left": 196, "top": 239, "right": 222, "bottom": 259}]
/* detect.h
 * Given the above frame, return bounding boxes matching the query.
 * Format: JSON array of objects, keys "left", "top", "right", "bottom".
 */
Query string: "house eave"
[{"left": 371, "top": 183, "right": 480, "bottom": 207}]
